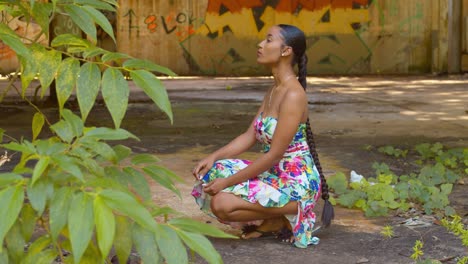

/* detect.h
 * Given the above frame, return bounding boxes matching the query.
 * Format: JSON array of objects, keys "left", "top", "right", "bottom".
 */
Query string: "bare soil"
[{"left": 1, "top": 76, "right": 467, "bottom": 263}]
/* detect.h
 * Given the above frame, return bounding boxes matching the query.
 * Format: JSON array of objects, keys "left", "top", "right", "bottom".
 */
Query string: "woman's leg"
[{"left": 210, "top": 192, "right": 297, "bottom": 222}]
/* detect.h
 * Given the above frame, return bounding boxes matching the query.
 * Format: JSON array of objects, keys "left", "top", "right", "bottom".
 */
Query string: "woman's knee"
[{"left": 210, "top": 193, "right": 233, "bottom": 220}]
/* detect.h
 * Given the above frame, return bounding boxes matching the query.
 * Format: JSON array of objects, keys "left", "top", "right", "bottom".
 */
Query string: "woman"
[{"left": 191, "top": 24, "right": 333, "bottom": 248}]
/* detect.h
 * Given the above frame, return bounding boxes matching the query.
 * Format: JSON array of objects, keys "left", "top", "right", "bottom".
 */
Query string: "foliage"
[
  {"left": 327, "top": 143, "right": 466, "bottom": 217},
  {"left": 411, "top": 240, "right": 424, "bottom": 261},
  {"left": 0, "top": 1, "right": 234, "bottom": 263},
  {"left": 441, "top": 215, "right": 468, "bottom": 248},
  {"left": 408, "top": 215, "right": 468, "bottom": 264},
  {"left": 378, "top": 145, "right": 408, "bottom": 158},
  {"left": 380, "top": 225, "right": 394, "bottom": 239}
]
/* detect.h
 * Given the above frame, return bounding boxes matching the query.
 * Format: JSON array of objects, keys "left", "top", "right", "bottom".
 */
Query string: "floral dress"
[{"left": 191, "top": 112, "right": 321, "bottom": 248}]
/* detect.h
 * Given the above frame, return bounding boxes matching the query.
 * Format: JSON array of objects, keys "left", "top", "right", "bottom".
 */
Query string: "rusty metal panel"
[{"left": 117, "top": 0, "right": 438, "bottom": 75}]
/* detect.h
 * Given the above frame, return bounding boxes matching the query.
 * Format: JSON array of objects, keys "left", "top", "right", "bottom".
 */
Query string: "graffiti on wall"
[
  {"left": 182, "top": 0, "right": 372, "bottom": 74},
  {"left": 118, "top": 0, "right": 429, "bottom": 75},
  {"left": 143, "top": 11, "right": 197, "bottom": 41}
]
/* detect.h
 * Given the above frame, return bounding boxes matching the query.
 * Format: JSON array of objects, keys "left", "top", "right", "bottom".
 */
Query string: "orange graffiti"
[
  {"left": 275, "top": 0, "right": 369, "bottom": 13},
  {"left": 166, "top": 12, "right": 176, "bottom": 23},
  {"left": 144, "top": 15, "right": 156, "bottom": 24},
  {"left": 176, "top": 25, "right": 196, "bottom": 41},
  {"left": 144, "top": 15, "right": 158, "bottom": 33},
  {"left": 207, "top": 0, "right": 262, "bottom": 13}
]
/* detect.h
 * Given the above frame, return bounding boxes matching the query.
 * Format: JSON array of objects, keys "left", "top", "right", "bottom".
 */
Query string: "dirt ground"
[{"left": 1, "top": 75, "right": 467, "bottom": 263}]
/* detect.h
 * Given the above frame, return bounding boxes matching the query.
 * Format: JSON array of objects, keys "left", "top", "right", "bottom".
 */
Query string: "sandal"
[
  {"left": 240, "top": 224, "right": 276, "bottom": 239},
  {"left": 276, "top": 227, "right": 294, "bottom": 243}
]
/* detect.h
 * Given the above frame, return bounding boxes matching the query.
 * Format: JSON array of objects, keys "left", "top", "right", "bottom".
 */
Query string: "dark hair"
[{"left": 278, "top": 24, "right": 334, "bottom": 228}]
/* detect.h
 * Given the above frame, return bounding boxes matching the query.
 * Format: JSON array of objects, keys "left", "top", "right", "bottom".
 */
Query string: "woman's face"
[{"left": 257, "top": 26, "right": 286, "bottom": 65}]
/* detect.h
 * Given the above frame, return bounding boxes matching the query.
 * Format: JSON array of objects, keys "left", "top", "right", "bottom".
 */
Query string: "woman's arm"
[{"left": 204, "top": 85, "right": 307, "bottom": 194}]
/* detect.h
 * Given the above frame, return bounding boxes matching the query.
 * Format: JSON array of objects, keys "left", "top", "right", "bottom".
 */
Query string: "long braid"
[{"left": 297, "top": 54, "right": 334, "bottom": 227}]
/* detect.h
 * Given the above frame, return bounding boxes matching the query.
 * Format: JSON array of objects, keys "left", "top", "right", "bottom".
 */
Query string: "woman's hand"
[
  {"left": 192, "top": 156, "right": 216, "bottom": 180},
  {"left": 203, "top": 178, "right": 229, "bottom": 196}
]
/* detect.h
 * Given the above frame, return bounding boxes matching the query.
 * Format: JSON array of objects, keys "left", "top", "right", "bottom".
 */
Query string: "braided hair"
[{"left": 278, "top": 24, "right": 334, "bottom": 227}]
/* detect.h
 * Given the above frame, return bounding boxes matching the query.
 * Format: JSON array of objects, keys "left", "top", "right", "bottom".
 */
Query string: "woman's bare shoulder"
[{"left": 283, "top": 82, "right": 307, "bottom": 104}]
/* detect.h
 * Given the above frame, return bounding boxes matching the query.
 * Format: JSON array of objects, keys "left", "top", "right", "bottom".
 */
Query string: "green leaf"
[
  {"left": 31, "top": 156, "right": 50, "bottom": 185},
  {"left": 76, "top": 62, "right": 101, "bottom": 122},
  {"left": 101, "top": 52, "right": 131, "bottom": 63},
  {"left": 124, "top": 59, "right": 176, "bottom": 76},
  {"left": 0, "top": 173, "right": 23, "bottom": 188},
  {"left": 114, "top": 216, "right": 132, "bottom": 264},
  {"left": 440, "top": 183, "right": 453, "bottom": 195},
  {"left": 20, "top": 203, "right": 36, "bottom": 242},
  {"left": 169, "top": 218, "right": 237, "bottom": 238},
  {"left": 51, "top": 33, "right": 90, "bottom": 48},
  {"left": 94, "top": 196, "right": 115, "bottom": 259},
  {"left": 23, "top": 248, "right": 57, "bottom": 264},
  {"left": 49, "top": 187, "right": 72, "bottom": 241},
  {"left": 83, "top": 127, "right": 139, "bottom": 141},
  {"left": 19, "top": 55, "right": 38, "bottom": 93},
  {"left": 326, "top": 172, "right": 348, "bottom": 195},
  {"left": 82, "top": 47, "right": 106, "bottom": 59},
  {"left": 31, "top": 2, "right": 52, "bottom": 35},
  {"left": 444, "top": 206, "right": 456, "bottom": 216},
  {"left": 32, "top": 112, "right": 45, "bottom": 141},
  {"left": 56, "top": 57, "right": 80, "bottom": 113},
  {"left": 26, "top": 179, "right": 53, "bottom": 215},
  {"left": 82, "top": 140, "right": 117, "bottom": 162},
  {"left": 152, "top": 206, "right": 181, "bottom": 217},
  {"left": 130, "top": 70, "right": 173, "bottom": 123},
  {"left": 113, "top": 145, "right": 132, "bottom": 163},
  {"left": 99, "top": 189, "right": 157, "bottom": 231},
  {"left": 418, "top": 163, "right": 446, "bottom": 185},
  {"left": 37, "top": 138, "right": 63, "bottom": 156},
  {"left": 50, "top": 120, "right": 74, "bottom": 143},
  {"left": 21, "top": 236, "right": 53, "bottom": 264},
  {"left": 75, "top": 0, "right": 116, "bottom": 12},
  {"left": 64, "top": 4, "right": 97, "bottom": 41},
  {"left": 0, "top": 185, "right": 25, "bottom": 243},
  {"left": 0, "top": 23, "right": 30, "bottom": 57},
  {"left": 2, "top": 141, "right": 35, "bottom": 154},
  {"left": 143, "top": 165, "right": 182, "bottom": 197},
  {"left": 176, "top": 230, "right": 222, "bottom": 264},
  {"left": 102, "top": 68, "right": 129, "bottom": 128},
  {"left": 101, "top": 0, "right": 118, "bottom": 6},
  {"left": 51, "top": 155, "right": 84, "bottom": 182},
  {"left": 381, "top": 189, "right": 395, "bottom": 203},
  {"left": 122, "top": 167, "right": 151, "bottom": 201},
  {"left": 0, "top": 248, "right": 7, "bottom": 264},
  {"left": 5, "top": 221, "right": 25, "bottom": 262},
  {"left": 62, "top": 109, "right": 84, "bottom": 137},
  {"left": 131, "top": 153, "right": 160, "bottom": 165},
  {"left": 132, "top": 224, "right": 160, "bottom": 263},
  {"left": 81, "top": 6, "right": 115, "bottom": 42},
  {"left": 155, "top": 224, "right": 188, "bottom": 264},
  {"left": 75, "top": 0, "right": 116, "bottom": 11},
  {"left": 337, "top": 190, "right": 365, "bottom": 208},
  {"left": 30, "top": 44, "right": 61, "bottom": 97},
  {"left": 0, "top": 128, "right": 4, "bottom": 143},
  {"left": 68, "top": 192, "right": 94, "bottom": 264}
]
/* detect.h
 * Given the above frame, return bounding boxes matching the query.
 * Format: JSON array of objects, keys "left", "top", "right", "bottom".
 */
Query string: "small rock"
[{"left": 356, "top": 257, "right": 369, "bottom": 263}]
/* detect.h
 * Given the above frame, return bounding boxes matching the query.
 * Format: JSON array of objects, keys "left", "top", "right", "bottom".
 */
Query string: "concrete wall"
[{"left": 117, "top": 0, "right": 455, "bottom": 75}]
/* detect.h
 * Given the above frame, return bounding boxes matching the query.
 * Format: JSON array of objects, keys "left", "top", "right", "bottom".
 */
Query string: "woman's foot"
[
  {"left": 240, "top": 217, "right": 289, "bottom": 239},
  {"left": 275, "top": 216, "right": 294, "bottom": 243}
]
